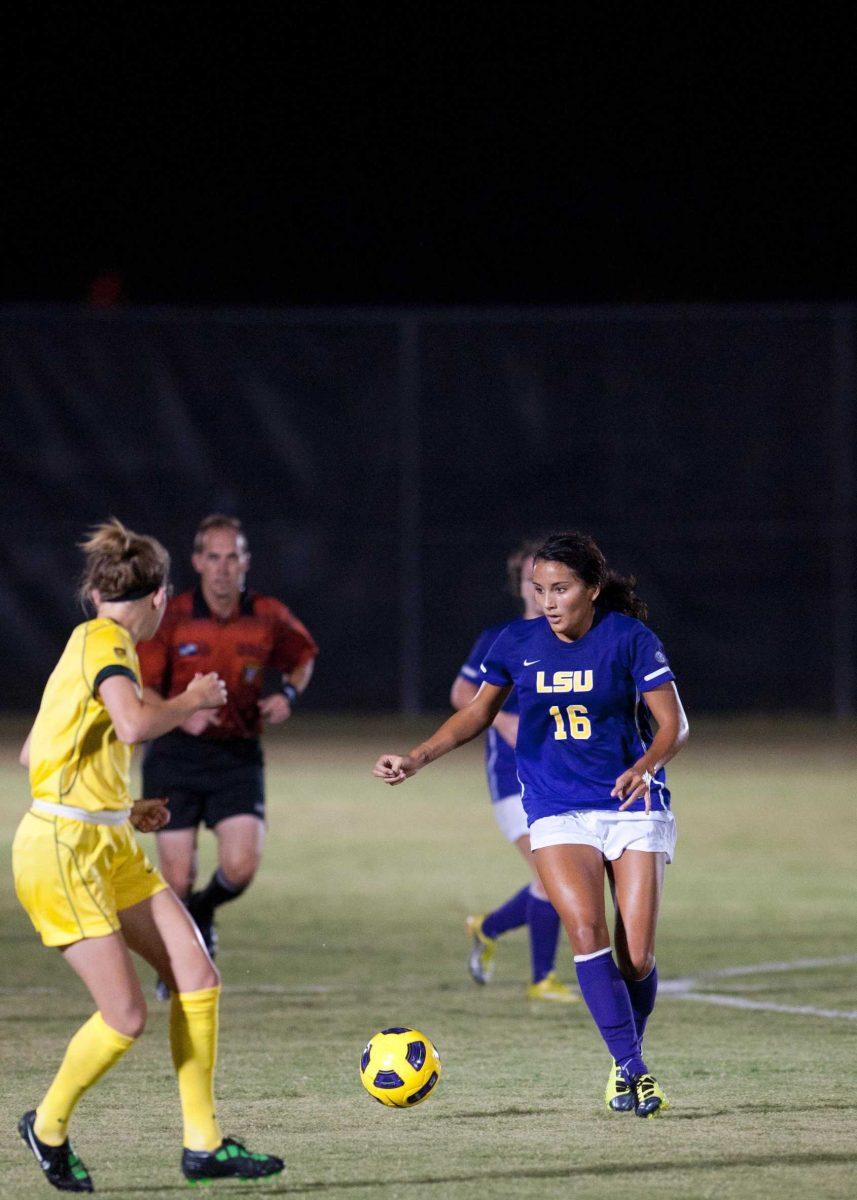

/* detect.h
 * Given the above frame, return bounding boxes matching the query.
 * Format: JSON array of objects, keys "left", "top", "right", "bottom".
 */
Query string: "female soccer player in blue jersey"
[
  {"left": 374, "top": 532, "right": 688, "bottom": 1117},
  {"left": 452, "top": 542, "right": 574, "bottom": 1003}
]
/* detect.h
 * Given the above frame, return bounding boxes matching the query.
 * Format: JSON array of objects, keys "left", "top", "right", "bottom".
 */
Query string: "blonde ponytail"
[{"left": 78, "top": 518, "right": 170, "bottom": 607}]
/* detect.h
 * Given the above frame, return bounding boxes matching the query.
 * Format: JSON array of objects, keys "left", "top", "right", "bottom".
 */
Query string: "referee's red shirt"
[{"left": 138, "top": 587, "right": 318, "bottom": 740}]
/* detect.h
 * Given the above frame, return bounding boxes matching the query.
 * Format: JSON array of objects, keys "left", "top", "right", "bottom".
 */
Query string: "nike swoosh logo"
[{"left": 523, "top": 659, "right": 540, "bottom": 666}]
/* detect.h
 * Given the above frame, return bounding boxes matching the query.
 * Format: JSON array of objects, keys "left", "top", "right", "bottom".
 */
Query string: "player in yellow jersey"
[{"left": 13, "top": 519, "right": 286, "bottom": 1192}]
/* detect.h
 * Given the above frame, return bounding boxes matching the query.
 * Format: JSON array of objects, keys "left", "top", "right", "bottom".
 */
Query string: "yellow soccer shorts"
[{"left": 13, "top": 809, "right": 167, "bottom": 947}]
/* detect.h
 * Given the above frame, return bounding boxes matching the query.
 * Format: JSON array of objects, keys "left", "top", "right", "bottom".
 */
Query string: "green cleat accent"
[
  {"left": 18, "top": 1110, "right": 94, "bottom": 1192},
  {"left": 182, "top": 1137, "right": 284, "bottom": 1183},
  {"left": 604, "top": 1059, "right": 636, "bottom": 1112}
]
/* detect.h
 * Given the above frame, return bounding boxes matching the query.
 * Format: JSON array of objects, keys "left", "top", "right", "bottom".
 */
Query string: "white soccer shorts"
[
  {"left": 491, "top": 793, "right": 530, "bottom": 843},
  {"left": 528, "top": 808, "right": 677, "bottom": 862}
]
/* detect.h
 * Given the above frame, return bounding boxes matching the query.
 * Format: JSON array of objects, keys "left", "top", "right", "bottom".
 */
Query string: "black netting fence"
[{"left": 1, "top": 304, "right": 854, "bottom": 714}]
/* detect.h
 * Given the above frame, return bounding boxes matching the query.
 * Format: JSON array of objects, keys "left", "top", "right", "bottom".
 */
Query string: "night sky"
[{"left": 6, "top": 6, "right": 855, "bottom": 306}]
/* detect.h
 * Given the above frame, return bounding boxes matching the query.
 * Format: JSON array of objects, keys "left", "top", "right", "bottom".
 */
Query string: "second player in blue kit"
[
  {"left": 374, "top": 532, "right": 689, "bottom": 1117},
  {"left": 452, "top": 543, "right": 574, "bottom": 1002}
]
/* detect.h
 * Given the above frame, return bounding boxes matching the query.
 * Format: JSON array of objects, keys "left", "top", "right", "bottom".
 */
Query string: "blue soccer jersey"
[
  {"left": 479, "top": 610, "right": 676, "bottom": 824},
  {"left": 459, "top": 623, "right": 521, "bottom": 803}
]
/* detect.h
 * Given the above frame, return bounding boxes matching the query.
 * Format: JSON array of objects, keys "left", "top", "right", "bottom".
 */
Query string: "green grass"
[{"left": 1, "top": 715, "right": 856, "bottom": 1199}]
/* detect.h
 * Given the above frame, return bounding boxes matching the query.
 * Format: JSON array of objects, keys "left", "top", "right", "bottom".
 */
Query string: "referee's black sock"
[{"left": 191, "top": 868, "right": 248, "bottom": 919}]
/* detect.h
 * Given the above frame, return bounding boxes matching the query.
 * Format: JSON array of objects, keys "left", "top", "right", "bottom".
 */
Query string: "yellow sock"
[
  {"left": 170, "top": 986, "right": 223, "bottom": 1152},
  {"left": 35, "top": 1012, "right": 134, "bottom": 1146}
]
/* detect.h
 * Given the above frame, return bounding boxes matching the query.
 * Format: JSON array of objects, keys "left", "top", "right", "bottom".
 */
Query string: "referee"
[{"left": 139, "top": 514, "right": 317, "bottom": 981}]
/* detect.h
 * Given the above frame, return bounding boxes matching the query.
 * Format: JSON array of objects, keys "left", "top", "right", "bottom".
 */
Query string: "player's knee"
[
  {"left": 218, "top": 857, "right": 257, "bottom": 890},
  {"left": 108, "top": 999, "right": 147, "bottom": 1039},
  {"left": 566, "top": 920, "right": 610, "bottom": 957},
  {"left": 165, "top": 866, "right": 196, "bottom": 901},
  {"left": 622, "top": 951, "right": 655, "bottom": 981},
  {"left": 173, "top": 955, "right": 220, "bottom": 994},
  {"left": 204, "top": 962, "right": 222, "bottom": 990}
]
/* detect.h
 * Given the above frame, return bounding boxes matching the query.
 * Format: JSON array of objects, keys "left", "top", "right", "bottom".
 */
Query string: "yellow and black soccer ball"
[{"left": 359, "top": 1027, "right": 442, "bottom": 1108}]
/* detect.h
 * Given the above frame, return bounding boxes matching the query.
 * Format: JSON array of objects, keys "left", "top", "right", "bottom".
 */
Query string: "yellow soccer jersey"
[{"left": 29, "top": 619, "right": 141, "bottom": 813}]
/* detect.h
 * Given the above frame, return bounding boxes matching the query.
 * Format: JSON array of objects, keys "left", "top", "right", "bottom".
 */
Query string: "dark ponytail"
[{"left": 533, "top": 532, "right": 648, "bottom": 621}]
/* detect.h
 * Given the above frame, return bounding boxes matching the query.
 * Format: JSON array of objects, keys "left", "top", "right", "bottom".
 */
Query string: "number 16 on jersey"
[{"left": 549, "top": 704, "right": 592, "bottom": 740}]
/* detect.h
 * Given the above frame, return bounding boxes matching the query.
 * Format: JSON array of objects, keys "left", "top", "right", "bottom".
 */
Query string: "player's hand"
[
  {"left": 611, "top": 766, "right": 652, "bottom": 811},
  {"left": 258, "top": 693, "right": 292, "bottom": 724},
  {"left": 186, "top": 672, "right": 228, "bottom": 710},
  {"left": 372, "top": 754, "right": 419, "bottom": 785},
  {"left": 180, "top": 709, "right": 222, "bottom": 736},
  {"left": 131, "top": 797, "right": 170, "bottom": 832}
]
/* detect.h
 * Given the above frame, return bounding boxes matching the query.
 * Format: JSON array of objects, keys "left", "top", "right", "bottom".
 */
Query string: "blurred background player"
[
  {"left": 374, "top": 532, "right": 688, "bottom": 1118},
  {"left": 451, "top": 541, "right": 575, "bottom": 1003},
  {"left": 139, "top": 514, "right": 317, "bottom": 985},
  {"left": 14, "top": 519, "right": 284, "bottom": 1189}
]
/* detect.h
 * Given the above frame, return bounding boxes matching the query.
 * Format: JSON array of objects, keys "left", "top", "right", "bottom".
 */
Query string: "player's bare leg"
[
  {"left": 156, "top": 827, "right": 199, "bottom": 902},
  {"left": 186, "top": 814, "right": 265, "bottom": 960},
  {"left": 153, "top": 828, "right": 200, "bottom": 999},
  {"left": 533, "top": 843, "right": 664, "bottom": 1115},
  {"left": 532, "top": 842, "right": 609, "bottom": 955},
  {"left": 513, "top": 833, "right": 546, "bottom": 892},
  {"left": 215, "top": 812, "right": 265, "bottom": 889},
  {"left": 608, "top": 850, "right": 666, "bottom": 981},
  {"left": 62, "top": 932, "right": 148, "bottom": 1038},
  {"left": 118, "top": 889, "right": 218, "bottom": 994}
]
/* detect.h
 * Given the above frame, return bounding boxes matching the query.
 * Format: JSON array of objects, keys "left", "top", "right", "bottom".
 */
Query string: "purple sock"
[
  {"left": 482, "top": 886, "right": 529, "bottom": 939},
  {"left": 526, "top": 890, "right": 561, "bottom": 983},
  {"left": 574, "top": 947, "right": 647, "bottom": 1079},
  {"left": 623, "top": 963, "right": 658, "bottom": 1045}
]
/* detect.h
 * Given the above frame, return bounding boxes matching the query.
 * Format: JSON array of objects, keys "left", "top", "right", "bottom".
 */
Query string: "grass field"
[{"left": 1, "top": 714, "right": 856, "bottom": 1199}]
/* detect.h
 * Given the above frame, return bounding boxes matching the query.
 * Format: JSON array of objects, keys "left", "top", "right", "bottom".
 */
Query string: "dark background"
[
  {"left": 2, "top": 8, "right": 855, "bottom": 715},
  {"left": 5, "top": 7, "right": 855, "bottom": 306}
]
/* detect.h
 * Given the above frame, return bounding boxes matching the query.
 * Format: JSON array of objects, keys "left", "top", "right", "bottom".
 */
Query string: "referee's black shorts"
[{"left": 142, "top": 731, "right": 265, "bottom": 831}]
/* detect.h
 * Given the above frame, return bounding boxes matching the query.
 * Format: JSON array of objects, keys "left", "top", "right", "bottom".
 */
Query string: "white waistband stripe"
[{"left": 31, "top": 799, "right": 131, "bottom": 826}]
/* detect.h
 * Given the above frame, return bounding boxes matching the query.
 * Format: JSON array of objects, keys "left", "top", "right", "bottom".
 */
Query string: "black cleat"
[
  {"left": 604, "top": 1060, "right": 636, "bottom": 1112},
  {"left": 182, "top": 1137, "right": 284, "bottom": 1184},
  {"left": 630, "top": 1072, "right": 670, "bottom": 1118},
  {"left": 18, "top": 1110, "right": 94, "bottom": 1192},
  {"left": 187, "top": 895, "right": 218, "bottom": 960}
]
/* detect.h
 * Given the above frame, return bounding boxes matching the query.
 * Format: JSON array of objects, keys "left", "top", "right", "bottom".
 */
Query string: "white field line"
[
  {"left": 659, "top": 954, "right": 857, "bottom": 1021},
  {"left": 3, "top": 957, "right": 857, "bottom": 1020},
  {"left": 692, "top": 953, "right": 857, "bottom": 979},
  {"left": 676, "top": 992, "right": 857, "bottom": 1021},
  {"left": 659, "top": 953, "right": 857, "bottom": 994}
]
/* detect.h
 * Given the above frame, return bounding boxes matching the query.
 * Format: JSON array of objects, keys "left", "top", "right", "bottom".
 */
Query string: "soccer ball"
[{"left": 359, "top": 1027, "right": 442, "bottom": 1108}]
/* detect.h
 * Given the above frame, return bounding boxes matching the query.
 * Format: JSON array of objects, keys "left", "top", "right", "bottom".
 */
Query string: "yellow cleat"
[
  {"left": 604, "top": 1059, "right": 636, "bottom": 1111},
  {"left": 526, "top": 972, "right": 580, "bottom": 1004},
  {"left": 465, "top": 914, "right": 497, "bottom": 984},
  {"left": 630, "top": 1072, "right": 670, "bottom": 1118}
]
